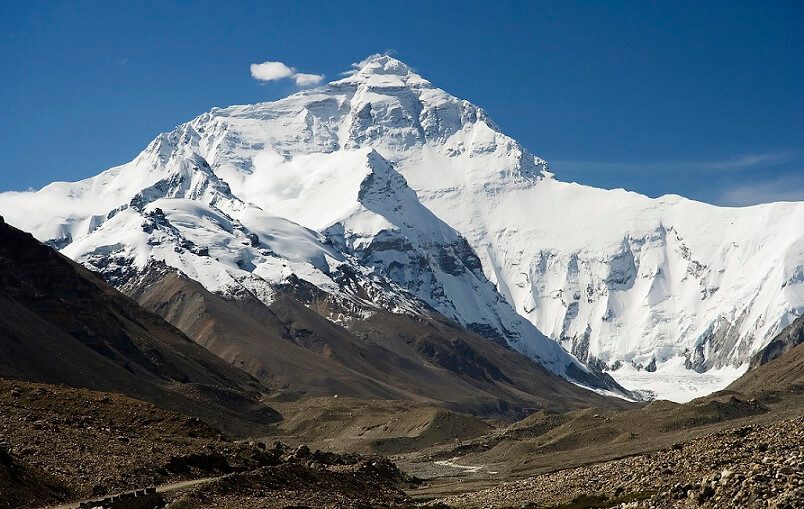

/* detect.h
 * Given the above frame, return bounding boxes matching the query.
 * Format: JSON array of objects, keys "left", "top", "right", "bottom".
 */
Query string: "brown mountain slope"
[
  {"left": 0, "top": 216, "right": 279, "bottom": 436},
  {"left": 126, "top": 267, "right": 401, "bottom": 401},
  {"left": 401, "top": 333, "right": 804, "bottom": 498},
  {"left": 125, "top": 263, "right": 634, "bottom": 420}
]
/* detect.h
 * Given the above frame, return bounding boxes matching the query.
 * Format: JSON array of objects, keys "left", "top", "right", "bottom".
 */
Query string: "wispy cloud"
[
  {"left": 249, "top": 60, "right": 324, "bottom": 88},
  {"left": 716, "top": 174, "right": 804, "bottom": 206},
  {"left": 552, "top": 151, "right": 796, "bottom": 175},
  {"left": 701, "top": 152, "right": 795, "bottom": 170}
]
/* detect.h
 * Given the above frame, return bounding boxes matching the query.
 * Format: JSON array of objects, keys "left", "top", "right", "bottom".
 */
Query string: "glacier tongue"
[{"left": 1, "top": 54, "right": 802, "bottom": 400}]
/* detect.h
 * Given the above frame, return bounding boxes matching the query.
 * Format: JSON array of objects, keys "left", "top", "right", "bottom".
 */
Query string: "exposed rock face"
[{"left": 750, "top": 315, "right": 804, "bottom": 369}]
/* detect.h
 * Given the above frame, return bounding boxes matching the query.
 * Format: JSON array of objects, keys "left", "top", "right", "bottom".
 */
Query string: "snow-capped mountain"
[{"left": 2, "top": 54, "right": 802, "bottom": 401}]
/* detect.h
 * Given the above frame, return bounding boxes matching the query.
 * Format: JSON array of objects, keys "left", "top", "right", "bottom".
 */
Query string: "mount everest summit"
[{"left": 2, "top": 55, "right": 802, "bottom": 401}]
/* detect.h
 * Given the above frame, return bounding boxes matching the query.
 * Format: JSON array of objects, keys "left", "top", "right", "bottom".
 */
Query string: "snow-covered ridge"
[{"left": 1, "top": 54, "right": 802, "bottom": 400}]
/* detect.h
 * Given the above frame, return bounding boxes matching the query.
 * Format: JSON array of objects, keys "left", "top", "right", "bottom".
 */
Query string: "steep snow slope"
[
  {"left": 0, "top": 124, "right": 444, "bottom": 329},
  {"left": 0, "top": 63, "right": 610, "bottom": 389},
  {"left": 1, "top": 54, "right": 801, "bottom": 399},
  {"left": 221, "top": 145, "right": 573, "bottom": 367},
  {"left": 169, "top": 55, "right": 801, "bottom": 398}
]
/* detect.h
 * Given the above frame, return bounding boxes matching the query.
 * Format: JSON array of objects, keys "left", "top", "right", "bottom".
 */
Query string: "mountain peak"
[
  {"left": 3, "top": 56, "right": 801, "bottom": 403},
  {"left": 355, "top": 54, "right": 412, "bottom": 75},
  {"left": 334, "top": 54, "right": 430, "bottom": 87}
]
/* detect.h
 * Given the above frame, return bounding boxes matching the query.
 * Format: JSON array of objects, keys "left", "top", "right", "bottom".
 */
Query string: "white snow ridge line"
[{"left": 1, "top": 54, "right": 801, "bottom": 401}]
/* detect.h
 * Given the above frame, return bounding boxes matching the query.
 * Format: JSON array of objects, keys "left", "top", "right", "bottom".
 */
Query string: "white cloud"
[
  {"left": 292, "top": 73, "right": 324, "bottom": 87},
  {"left": 717, "top": 174, "right": 804, "bottom": 206},
  {"left": 250, "top": 61, "right": 295, "bottom": 81},
  {"left": 250, "top": 60, "right": 325, "bottom": 87},
  {"left": 552, "top": 151, "right": 796, "bottom": 175}
]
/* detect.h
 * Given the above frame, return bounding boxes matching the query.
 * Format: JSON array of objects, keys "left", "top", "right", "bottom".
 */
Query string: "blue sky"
[{"left": 1, "top": 0, "right": 801, "bottom": 205}]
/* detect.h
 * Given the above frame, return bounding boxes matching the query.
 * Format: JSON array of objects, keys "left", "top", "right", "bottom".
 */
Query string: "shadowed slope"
[
  {"left": 0, "top": 216, "right": 279, "bottom": 436},
  {"left": 125, "top": 263, "right": 635, "bottom": 420}
]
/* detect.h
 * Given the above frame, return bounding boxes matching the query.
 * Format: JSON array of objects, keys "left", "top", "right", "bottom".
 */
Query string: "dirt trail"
[
  {"left": 46, "top": 476, "right": 221, "bottom": 509},
  {"left": 433, "top": 458, "right": 486, "bottom": 474}
]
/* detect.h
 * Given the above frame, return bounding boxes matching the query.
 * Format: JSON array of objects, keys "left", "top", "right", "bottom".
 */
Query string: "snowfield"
[
  {"left": 608, "top": 358, "right": 749, "bottom": 403},
  {"left": 1, "top": 54, "right": 802, "bottom": 401}
]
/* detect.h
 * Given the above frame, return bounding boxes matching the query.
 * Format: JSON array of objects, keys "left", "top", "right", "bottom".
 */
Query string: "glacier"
[{"left": 1, "top": 54, "right": 802, "bottom": 401}]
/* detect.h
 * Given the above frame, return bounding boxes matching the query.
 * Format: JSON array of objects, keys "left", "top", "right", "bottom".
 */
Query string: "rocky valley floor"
[
  {"left": 0, "top": 379, "right": 414, "bottom": 509},
  {"left": 435, "top": 415, "right": 804, "bottom": 508},
  {"left": 1, "top": 373, "right": 802, "bottom": 509}
]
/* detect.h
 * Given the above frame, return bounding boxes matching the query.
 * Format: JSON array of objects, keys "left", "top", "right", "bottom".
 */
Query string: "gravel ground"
[
  {"left": 0, "top": 380, "right": 413, "bottom": 508},
  {"left": 3, "top": 377, "right": 802, "bottom": 509},
  {"left": 0, "top": 379, "right": 231, "bottom": 503},
  {"left": 437, "top": 416, "right": 804, "bottom": 508}
]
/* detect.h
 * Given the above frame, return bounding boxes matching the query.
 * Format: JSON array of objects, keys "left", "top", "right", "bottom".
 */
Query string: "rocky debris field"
[
  {"left": 0, "top": 378, "right": 230, "bottom": 504},
  {"left": 164, "top": 448, "right": 411, "bottom": 508},
  {"left": 0, "top": 433, "right": 69, "bottom": 509},
  {"left": 2, "top": 376, "right": 802, "bottom": 509},
  {"left": 437, "top": 415, "right": 803, "bottom": 508},
  {"left": 0, "top": 379, "right": 414, "bottom": 508}
]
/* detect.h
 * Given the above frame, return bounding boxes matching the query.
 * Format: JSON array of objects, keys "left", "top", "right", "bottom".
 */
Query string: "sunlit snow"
[
  {"left": 608, "top": 358, "right": 749, "bottom": 403},
  {"left": 1, "top": 54, "right": 801, "bottom": 397}
]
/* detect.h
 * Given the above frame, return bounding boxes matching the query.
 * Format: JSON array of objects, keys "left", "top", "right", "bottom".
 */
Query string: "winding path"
[{"left": 47, "top": 476, "right": 222, "bottom": 509}]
